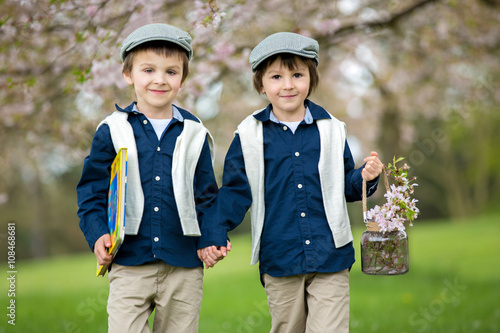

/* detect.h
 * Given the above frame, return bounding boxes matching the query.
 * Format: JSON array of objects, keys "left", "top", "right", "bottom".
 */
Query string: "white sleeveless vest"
[
  {"left": 236, "top": 111, "right": 352, "bottom": 265},
  {"left": 97, "top": 111, "right": 214, "bottom": 236}
]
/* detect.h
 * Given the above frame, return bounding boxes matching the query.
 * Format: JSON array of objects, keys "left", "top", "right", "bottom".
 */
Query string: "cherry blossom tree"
[{"left": 1, "top": 0, "right": 499, "bottom": 256}]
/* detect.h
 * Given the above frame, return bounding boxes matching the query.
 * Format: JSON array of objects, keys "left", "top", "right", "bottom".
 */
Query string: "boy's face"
[
  {"left": 123, "top": 50, "right": 184, "bottom": 118},
  {"left": 260, "top": 58, "right": 310, "bottom": 121}
]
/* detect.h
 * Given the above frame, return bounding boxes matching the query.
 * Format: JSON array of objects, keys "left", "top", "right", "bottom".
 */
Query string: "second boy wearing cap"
[
  {"left": 77, "top": 23, "right": 223, "bottom": 333},
  {"left": 198, "top": 32, "right": 383, "bottom": 332}
]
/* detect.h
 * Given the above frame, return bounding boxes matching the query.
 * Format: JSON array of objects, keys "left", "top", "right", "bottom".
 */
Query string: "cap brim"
[{"left": 251, "top": 49, "right": 318, "bottom": 72}]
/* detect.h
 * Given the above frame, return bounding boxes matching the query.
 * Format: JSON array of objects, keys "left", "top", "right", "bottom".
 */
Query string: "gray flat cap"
[
  {"left": 120, "top": 23, "right": 193, "bottom": 62},
  {"left": 249, "top": 32, "right": 319, "bottom": 72}
]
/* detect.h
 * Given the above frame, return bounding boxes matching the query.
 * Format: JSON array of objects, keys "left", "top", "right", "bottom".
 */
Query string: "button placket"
[
  {"left": 151, "top": 137, "right": 165, "bottom": 260},
  {"left": 290, "top": 130, "right": 315, "bottom": 269}
]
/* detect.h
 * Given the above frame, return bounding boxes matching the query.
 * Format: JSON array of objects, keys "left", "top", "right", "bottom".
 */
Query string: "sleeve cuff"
[
  {"left": 84, "top": 216, "right": 110, "bottom": 251},
  {"left": 366, "top": 176, "right": 380, "bottom": 196},
  {"left": 198, "top": 227, "right": 228, "bottom": 249}
]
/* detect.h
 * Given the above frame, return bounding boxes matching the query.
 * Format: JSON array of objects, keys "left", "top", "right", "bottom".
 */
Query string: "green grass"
[{"left": 2, "top": 213, "right": 499, "bottom": 332}]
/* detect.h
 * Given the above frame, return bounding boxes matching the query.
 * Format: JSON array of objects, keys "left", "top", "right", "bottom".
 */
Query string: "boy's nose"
[
  {"left": 283, "top": 77, "right": 294, "bottom": 89},
  {"left": 154, "top": 73, "right": 168, "bottom": 85}
]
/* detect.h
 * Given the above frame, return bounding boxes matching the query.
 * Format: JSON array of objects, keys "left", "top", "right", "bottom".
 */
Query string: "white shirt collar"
[
  {"left": 132, "top": 103, "right": 184, "bottom": 122},
  {"left": 269, "top": 106, "right": 313, "bottom": 125}
]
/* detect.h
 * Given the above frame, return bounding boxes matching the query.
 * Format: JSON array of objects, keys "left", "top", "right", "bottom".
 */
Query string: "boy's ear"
[{"left": 122, "top": 71, "right": 134, "bottom": 85}]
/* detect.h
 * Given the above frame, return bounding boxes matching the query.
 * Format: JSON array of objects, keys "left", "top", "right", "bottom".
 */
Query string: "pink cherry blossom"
[{"left": 366, "top": 157, "right": 419, "bottom": 232}]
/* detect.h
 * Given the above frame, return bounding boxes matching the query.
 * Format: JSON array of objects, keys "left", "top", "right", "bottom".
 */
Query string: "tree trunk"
[{"left": 29, "top": 172, "right": 48, "bottom": 258}]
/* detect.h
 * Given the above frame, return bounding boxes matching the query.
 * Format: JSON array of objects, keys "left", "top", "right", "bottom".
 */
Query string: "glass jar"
[{"left": 360, "top": 222, "right": 409, "bottom": 275}]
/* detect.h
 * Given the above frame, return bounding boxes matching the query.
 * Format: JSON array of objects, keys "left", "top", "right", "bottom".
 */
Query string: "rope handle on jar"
[{"left": 362, "top": 165, "right": 389, "bottom": 225}]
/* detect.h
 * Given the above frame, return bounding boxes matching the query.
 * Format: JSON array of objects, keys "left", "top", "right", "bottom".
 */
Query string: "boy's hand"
[
  {"left": 94, "top": 234, "right": 113, "bottom": 266},
  {"left": 197, "top": 240, "right": 232, "bottom": 269},
  {"left": 362, "top": 151, "right": 383, "bottom": 181}
]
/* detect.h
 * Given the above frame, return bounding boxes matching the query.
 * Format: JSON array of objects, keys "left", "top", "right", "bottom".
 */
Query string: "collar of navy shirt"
[
  {"left": 114, "top": 102, "right": 189, "bottom": 123},
  {"left": 253, "top": 99, "right": 333, "bottom": 124}
]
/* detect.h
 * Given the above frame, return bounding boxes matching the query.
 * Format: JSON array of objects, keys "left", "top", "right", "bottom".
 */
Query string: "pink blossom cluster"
[{"left": 366, "top": 158, "right": 419, "bottom": 233}]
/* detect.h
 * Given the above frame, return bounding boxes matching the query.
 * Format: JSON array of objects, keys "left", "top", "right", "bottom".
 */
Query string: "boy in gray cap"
[
  {"left": 77, "top": 23, "right": 223, "bottom": 333},
  {"left": 198, "top": 32, "right": 383, "bottom": 332}
]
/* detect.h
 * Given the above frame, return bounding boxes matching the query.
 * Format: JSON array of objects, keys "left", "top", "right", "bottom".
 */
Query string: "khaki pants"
[
  {"left": 263, "top": 269, "right": 349, "bottom": 333},
  {"left": 107, "top": 262, "right": 203, "bottom": 333}
]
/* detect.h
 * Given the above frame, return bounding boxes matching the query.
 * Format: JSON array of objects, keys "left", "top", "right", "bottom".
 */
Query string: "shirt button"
[
  {"left": 295, "top": 152, "right": 300, "bottom": 157},
  {"left": 301, "top": 212, "right": 306, "bottom": 217},
  {"left": 157, "top": 147, "right": 161, "bottom": 152},
  {"left": 154, "top": 237, "right": 159, "bottom": 242},
  {"left": 154, "top": 207, "right": 159, "bottom": 212},
  {"left": 143, "top": 119, "right": 148, "bottom": 125},
  {"left": 283, "top": 126, "right": 288, "bottom": 131},
  {"left": 155, "top": 176, "right": 160, "bottom": 181},
  {"left": 305, "top": 240, "right": 311, "bottom": 245},
  {"left": 297, "top": 184, "right": 303, "bottom": 189}
]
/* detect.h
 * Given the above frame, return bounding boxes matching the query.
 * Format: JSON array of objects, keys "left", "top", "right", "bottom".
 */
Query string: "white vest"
[
  {"left": 236, "top": 110, "right": 352, "bottom": 265},
  {"left": 97, "top": 111, "right": 214, "bottom": 236}
]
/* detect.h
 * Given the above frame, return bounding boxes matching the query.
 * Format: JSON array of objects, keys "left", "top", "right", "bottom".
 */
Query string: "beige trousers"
[
  {"left": 107, "top": 262, "right": 203, "bottom": 333},
  {"left": 263, "top": 269, "right": 350, "bottom": 333}
]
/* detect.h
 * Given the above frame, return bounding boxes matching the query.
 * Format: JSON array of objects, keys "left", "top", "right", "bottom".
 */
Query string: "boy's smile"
[
  {"left": 260, "top": 59, "right": 311, "bottom": 122},
  {"left": 123, "top": 50, "right": 184, "bottom": 119}
]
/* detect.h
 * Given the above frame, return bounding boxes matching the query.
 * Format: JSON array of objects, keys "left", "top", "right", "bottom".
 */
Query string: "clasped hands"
[{"left": 197, "top": 240, "right": 232, "bottom": 269}]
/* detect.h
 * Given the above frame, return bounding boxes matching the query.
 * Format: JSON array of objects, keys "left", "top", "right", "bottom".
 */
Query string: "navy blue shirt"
[
  {"left": 200, "top": 100, "right": 378, "bottom": 277},
  {"left": 77, "top": 102, "right": 217, "bottom": 268}
]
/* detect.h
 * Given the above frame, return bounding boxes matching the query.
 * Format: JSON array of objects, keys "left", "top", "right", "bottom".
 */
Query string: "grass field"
[{"left": 2, "top": 213, "right": 499, "bottom": 333}]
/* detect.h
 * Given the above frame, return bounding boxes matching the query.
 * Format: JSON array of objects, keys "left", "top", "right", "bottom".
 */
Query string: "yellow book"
[{"left": 97, "top": 148, "right": 127, "bottom": 277}]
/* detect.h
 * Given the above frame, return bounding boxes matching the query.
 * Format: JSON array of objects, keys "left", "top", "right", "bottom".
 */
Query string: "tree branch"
[{"left": 327, "top": 0, "right": 441, "bottom": 43}]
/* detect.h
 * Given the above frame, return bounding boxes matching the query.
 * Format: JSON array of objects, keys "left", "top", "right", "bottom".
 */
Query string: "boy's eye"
[
  {"left": 144, "top": 69, "right": 154, "bottom": 74},
  {"left": 167, "top": 70, "right": 177, "bottom": 75}
]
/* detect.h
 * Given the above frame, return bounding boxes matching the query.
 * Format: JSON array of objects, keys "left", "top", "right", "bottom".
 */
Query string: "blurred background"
[
  {"left": 2, "top": 0, "right": 499, "bottom": 260},
  {"left": 1, "top": 0, "right": 499, "bottom": 332}
]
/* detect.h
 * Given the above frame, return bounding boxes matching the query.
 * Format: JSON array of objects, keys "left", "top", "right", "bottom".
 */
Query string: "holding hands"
[
  {"left": 197, "top": 240, "right": 232, "bottom": 269},
  {"left": 361, "top": 151, "right": 384, "bottom": 181}
]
